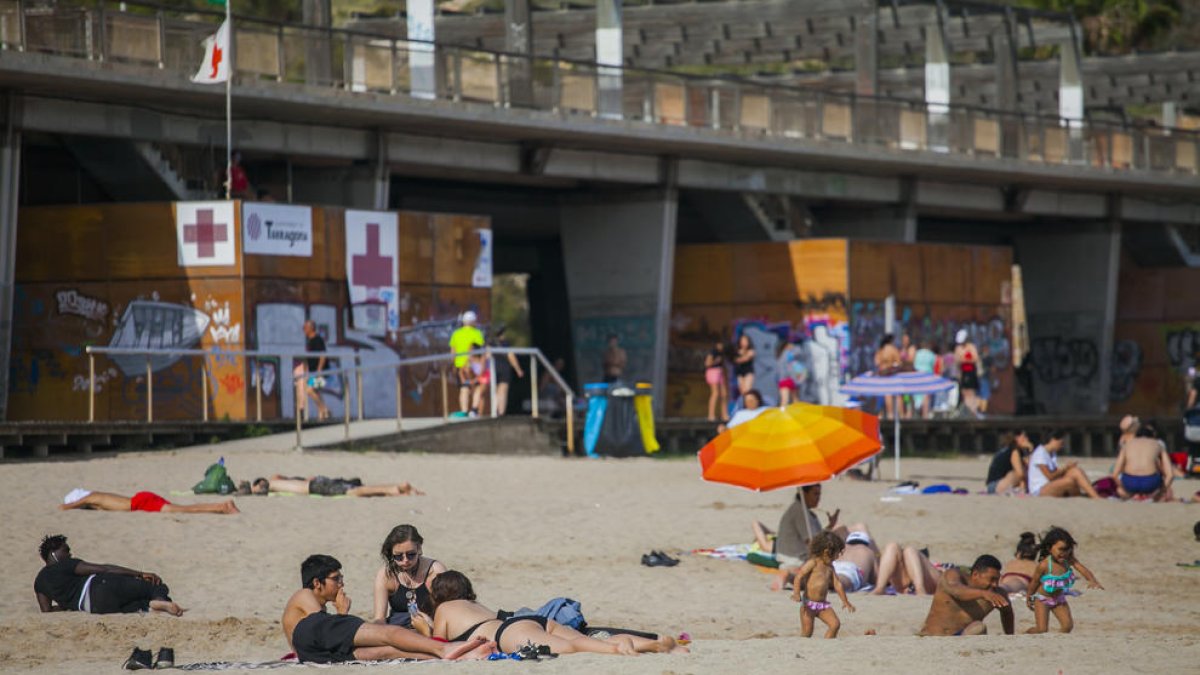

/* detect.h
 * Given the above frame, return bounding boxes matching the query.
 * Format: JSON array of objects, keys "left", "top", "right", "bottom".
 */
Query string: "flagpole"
[{"left": 224, "top": 0, "right": 232, "bottom": 201}]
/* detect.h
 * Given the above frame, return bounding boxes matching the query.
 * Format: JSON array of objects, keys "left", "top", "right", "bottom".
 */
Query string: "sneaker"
[
  {"left": 154, "top": 647, "right": 174, "bottom": 669},
  {"left": 123, "top": 648, "right": 153, "bottom": 671}
]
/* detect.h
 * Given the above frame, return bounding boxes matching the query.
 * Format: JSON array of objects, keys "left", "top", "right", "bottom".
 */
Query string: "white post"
[
  {"left": 225, "top": 0, "right": 233, "bottom": 199},
  {"left": 893, "top": 414, "right": 901, "bottom": 481}
]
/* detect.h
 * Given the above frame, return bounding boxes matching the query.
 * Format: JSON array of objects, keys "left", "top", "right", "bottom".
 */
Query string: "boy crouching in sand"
[{"left": 791, "top": 531, "right": 855, "bottom": 638}]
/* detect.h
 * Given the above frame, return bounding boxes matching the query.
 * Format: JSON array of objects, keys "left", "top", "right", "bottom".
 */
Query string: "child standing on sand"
[
  {"left": 791, "top": 531, "right": 855, "bottom": 638},
  {"left": 1025, "top": 526, "right": 1103, "bottom": 633}
]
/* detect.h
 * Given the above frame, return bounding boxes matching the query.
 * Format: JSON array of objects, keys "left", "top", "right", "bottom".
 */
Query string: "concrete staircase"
[{"left": 65, "top": 138, "right": 212, "bottom": 201}]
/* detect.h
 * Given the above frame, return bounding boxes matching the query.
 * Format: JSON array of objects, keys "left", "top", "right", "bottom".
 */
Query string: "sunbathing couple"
[{"left": 284, "top": 525, "right": 684, "bottom": 664}]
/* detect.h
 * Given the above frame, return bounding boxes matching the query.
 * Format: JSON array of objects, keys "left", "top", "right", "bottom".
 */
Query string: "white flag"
[{"left": 192, "top": 20, "right": 230, "bottom": 84}]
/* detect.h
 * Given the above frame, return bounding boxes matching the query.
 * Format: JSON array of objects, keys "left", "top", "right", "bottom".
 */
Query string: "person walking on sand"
[
  {"left": 917, "top": 555, "right": 1013, "bottom": 636},
  {"left": 282, "top": 554, "right": 495, "bottom": 663},
  {"left": 791, "top": 532, "right": 855, "bottom": 638},
  {"left": 60, "top": 489, "right": 239, "bottom": 514},
  {"left": 302, "top": 320, "right": 331, "bottom": 421},
  {"left": 34, "top": 534, "right": 185, "bottom": 615}
]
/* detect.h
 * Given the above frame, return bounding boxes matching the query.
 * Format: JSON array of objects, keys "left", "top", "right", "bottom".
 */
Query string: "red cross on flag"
[
  {"left": 175, "top": 201, "right": 236, "bottom": 267},
  {"left": 191, "top": 19, "right": 230, "bottom": 84},
  {"left": 345, "top": 210, "right": 400, "bottom": 334}
]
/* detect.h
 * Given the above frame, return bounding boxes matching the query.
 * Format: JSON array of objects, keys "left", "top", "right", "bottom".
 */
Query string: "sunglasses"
[
  {"left": 392, "top": 551, "right": 420, "bottom": 562},
  {"left": 325, "top": 574, "right": 344, "bottom": 584}
]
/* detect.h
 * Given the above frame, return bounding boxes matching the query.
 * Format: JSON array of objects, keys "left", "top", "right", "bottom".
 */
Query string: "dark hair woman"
[{"left": 371, "top": 525, "right": 446, "bottom": 633}]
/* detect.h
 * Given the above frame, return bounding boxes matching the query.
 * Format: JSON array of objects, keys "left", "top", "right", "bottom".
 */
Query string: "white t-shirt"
[{"left": 1027, "top": 445, "right": 1057, "bottom": 495}]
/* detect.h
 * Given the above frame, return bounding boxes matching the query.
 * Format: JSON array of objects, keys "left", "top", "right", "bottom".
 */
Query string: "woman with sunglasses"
[{"left": 372, "top": 525, "right": 445, "bottom": 632}]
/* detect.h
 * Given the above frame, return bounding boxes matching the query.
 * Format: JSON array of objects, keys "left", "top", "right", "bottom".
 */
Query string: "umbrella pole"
[{"left": 893, "top": 414, "right": 901, "bottom": 481}]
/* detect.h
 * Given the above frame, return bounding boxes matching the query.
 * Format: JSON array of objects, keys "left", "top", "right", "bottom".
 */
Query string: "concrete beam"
[
  {"left": 677, "top": 160, "right": 900, "bottom": 202},
  {"left": 1122, "top": 197, "right": 1200, "bottom": 225},
  {"left": 541, "top": 148, "right": 660, "bottom": 183},
  {"left": 916, "top": 181, "right": 1005, "bottom": 212},
  {"left": 386, "top": 133, "right": 520, "bottom": 174},
  {"left": 1019, "top": 189, "right": 1107, "bottom": 218}
]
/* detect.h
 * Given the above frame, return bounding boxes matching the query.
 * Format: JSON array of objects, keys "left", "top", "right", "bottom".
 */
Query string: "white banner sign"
[
  {"left": 472, "top": 228, "right": 493, "bottom": 288},
  {"left": 175, "top": 201, "right": 236, "bottom": 267},
  {"left": 242, "top": 202, "right": 313, "bottom": 257},
  {"left": 345, "top": 210, "right": 399, "bottom": 334}
]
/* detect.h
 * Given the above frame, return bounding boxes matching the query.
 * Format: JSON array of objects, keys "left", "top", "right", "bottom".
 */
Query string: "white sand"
[{"left": 1, "top": 443, "right": 1198, "bottom": 673}]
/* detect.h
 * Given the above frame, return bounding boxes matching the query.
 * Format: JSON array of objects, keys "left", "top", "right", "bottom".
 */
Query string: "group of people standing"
[{"left": 873, "top": 329, "right": 991, "bottom": 419}]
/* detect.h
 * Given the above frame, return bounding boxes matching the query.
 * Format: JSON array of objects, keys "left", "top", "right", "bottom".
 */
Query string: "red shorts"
[
  {"left": 778, "top": 377, "right": 797, "bottom": 391},
  {"left": 130, "top": 491, "right": 171, "bottom": 512}
]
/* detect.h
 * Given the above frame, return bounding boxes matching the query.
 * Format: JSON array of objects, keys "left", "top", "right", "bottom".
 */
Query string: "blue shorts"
[{"left": 1120, "top": 473, "right": 1163, "bottom": 495}]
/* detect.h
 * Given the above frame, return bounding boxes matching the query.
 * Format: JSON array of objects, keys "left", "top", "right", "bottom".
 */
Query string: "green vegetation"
[
  {"left": 1018, "top": 0, "right": 1190, "bottom": 54},
  {"left": 491, "top": 273, "right": 532, "bottom": 348}
]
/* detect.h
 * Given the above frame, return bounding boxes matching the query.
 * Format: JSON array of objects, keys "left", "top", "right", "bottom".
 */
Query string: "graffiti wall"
[
  {"left": 10, "top": 203, "right": 490, "bottom": 422},
  {"left": 848, "top": 242, "right": 1015, "bottom": 415},
  {"left": 668, "top": 240, "right": 851, "bottom": 416},
  {"left": 1109, "top": 256, "right": 1200, "bottom": 417}
]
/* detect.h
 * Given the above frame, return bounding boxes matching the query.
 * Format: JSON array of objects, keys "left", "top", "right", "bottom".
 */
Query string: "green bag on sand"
[
  {"left": 193, "top": 462, "right": 236, "bottom": 495},
  {"left": 746, "top": 551, "right": 781, "bottom": 569}
]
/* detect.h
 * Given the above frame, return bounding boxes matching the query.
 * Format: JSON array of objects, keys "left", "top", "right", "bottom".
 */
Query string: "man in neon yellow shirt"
[{"left": 448, "top": 311, "right": 484, "bottom": 415}]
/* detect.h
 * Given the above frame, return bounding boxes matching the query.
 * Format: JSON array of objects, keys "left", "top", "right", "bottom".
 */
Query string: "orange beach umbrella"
[{"left": 698, "top": 403, "right": 882, "bottom": 492}]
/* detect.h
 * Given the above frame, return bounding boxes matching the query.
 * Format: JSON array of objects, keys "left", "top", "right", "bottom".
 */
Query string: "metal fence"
[
  {"left": 83, "top": 345, "right": 576, "bottom": 452},
  {"left": 3, "top": 0, "right": 1198, "bottom": 175}
]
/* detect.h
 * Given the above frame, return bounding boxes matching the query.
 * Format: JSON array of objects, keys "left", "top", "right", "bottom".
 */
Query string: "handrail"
[
  {"left": 13, "top": 0, "right": 1199, "bottom": 157},
  {"left": 82, "top": 345, "right": 577, "bottom": 453}
]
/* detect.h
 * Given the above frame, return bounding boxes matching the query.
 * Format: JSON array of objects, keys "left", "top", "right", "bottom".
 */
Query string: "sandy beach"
[{"left": 2, "top": 439, "right": 1198, "bottom": 673}]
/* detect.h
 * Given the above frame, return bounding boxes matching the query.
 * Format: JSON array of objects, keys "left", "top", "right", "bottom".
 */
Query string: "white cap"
[
  {"left": 63, "top": 488, "right": 91, "bottom": 504},
  {"left": 955, "top": 329, "right": 968, "bottom": 345},
  {"left": 461, "top": 310, "right": 477, "bottom": 325}
]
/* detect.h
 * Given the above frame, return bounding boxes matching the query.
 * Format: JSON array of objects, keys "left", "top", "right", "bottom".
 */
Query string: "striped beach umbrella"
[
  {"left": 698, "top": 403, "right": 881, "bottom": 492},
  {"left": 840, "top": 371, "right": 956, "bottom": 480}
]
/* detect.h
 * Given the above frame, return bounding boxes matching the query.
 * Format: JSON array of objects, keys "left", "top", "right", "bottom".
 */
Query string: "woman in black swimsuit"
[
  {"left": 371, "top": 525, "right": 446, "bottom": 631},
  {"left": 733, "top": 334, "right": 756, "bottom": 400},
  {"left": 430, "top": 571, "right": 642, "bottom": 656}
]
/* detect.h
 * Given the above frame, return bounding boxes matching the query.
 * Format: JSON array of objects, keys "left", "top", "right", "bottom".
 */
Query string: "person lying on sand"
[
  {"left": 243, "top": 476, "right": 423, "bottom": 498},
  {"left": 60, "top": 488, "right": 238, "bottom": 515},
  {"left": 282, "top": 554, "right": 495, "bottom": 663},
  {"left": 917, "top": 555, "right": 1013, "bottom": 636},
  {"left": 429, "top": 571, "right": 680, "bottom": 655},
  {"left": 34, "top": 534, "right": 185, "bottom": 616}
]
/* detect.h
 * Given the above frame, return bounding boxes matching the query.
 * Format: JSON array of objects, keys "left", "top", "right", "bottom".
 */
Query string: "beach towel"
[
  {"left": 177, "top": 657, "right": 425, "bottom": 670},
  {"left": 691, "top": 544, "right": 752, "bottom": 560}
]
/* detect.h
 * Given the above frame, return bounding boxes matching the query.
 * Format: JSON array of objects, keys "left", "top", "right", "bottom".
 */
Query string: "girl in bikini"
[
  {"left": 998, "top": 532, "right": 1039, "bottom": 596},
  {"left": 790, "top": 532, "right": 855, "bottom": 638},
  {"left": 1025, "top": 527, "right": 1103, "bottom": 633}
]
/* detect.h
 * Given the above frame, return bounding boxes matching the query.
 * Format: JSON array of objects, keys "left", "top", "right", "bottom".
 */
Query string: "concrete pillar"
[
  {"left": 407, "top": 0, "right": 437, "bottom": 99},
  {"left": 505, "top": 0, "right": 534, "bottom": 107},
  {"left": 924, "top": 20, "right": 950, "bottom": 151},
  {"left": 595, "top": 0, "right": 623, "bottom": 118},
  {"left": 1015, "top": 221, "right": 1121, "bottom": 414},
  {"left": 302, "top": 0, "right": 333, "bottom": 86},
  {"left": 559, "top": 185, "right": 677, "bottom": 415},
  {"left": 995, "top": 14, "right": 1020, "bottom": 157},
  {"left": 854, "top": 8, "right": 879, "bottom": 141},
  {"left": 372, "top": 131, "right": 390, "bottom": 210},
  {"left": 0, "top": 95, "right": 20, "bottom": 421}
]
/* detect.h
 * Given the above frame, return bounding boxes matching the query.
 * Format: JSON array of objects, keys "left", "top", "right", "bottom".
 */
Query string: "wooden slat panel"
[
  {"left": 673, "top": 244, "right": 735, "bottom": 305},
  {"left": 399, "top": 211, "right": 435, "bottom": 285},
  {"left": 848, "top": 241, "right": 891, "bottom": 300},
  {"left": 732, "top": 243, "right": 797, "bottom": 304},
  {"left": 921, "top": 244, "right": 970, "bottom": 304},
  {"left": 1117, "top": 259, "right": 1165, "bottom": 321},
  {"left": 1162, "top": 268, "right": 1200, "bottom": 321},
  {"left": 789, "top": 239, "right": 847, "bottom": 305},
  {"left": 970, "top": 246, "right": 1012, "bottom": 305},
  {"left": 17, "top": 206, "right": 108, "bottom": 282}
]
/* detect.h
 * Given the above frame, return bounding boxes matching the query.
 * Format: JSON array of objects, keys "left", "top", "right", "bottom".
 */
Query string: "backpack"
[
  {"left": 1091, "top": 476, "right": 1117, "bottom": 498},
  {"left": 193, "top": 462, "right": 236, "bottom": 495}
]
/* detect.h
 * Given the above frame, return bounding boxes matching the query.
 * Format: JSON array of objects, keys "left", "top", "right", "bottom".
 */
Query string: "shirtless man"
[
  {"left": 1112, "top": 425, "right": 1174, "bottom": 501},
  {"left": 282, "top": 554, "right": 495, "bottom": 663},
  {"left": 917, "top": 555, "right": 1013, "bottom": 636},
  {"left": 249, "top": 476, "right": 423, "bottom": 498},
  {"left": 60, "top": 489, "right": 238, "bottom": 515}
]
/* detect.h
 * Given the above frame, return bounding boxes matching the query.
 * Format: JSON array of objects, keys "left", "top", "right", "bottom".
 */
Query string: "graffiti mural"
[{"left": 573, "top": 315, "right": 655, "bottom": 386}]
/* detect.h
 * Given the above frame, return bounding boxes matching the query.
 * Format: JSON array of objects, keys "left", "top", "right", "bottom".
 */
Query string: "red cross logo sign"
[
  {"left": 351, "top": 223, "right": 395, "bottom": 289},
  {"left": 175, "top": 201, "right": 236, "bottom": 267},
  {"left": 183, "top": 209, "right": 229, "bottom": 258}
]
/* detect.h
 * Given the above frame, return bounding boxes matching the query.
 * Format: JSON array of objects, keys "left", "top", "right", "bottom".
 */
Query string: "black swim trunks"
[
  {"left": 292, "top": 611, "right": 363, "bottom": 663},
  {"left": 309, "top": 476, "right": 363, "bottom": 496}
]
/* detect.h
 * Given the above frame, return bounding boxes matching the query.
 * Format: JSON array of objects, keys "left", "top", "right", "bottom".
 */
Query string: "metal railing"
[
  {"left": 3, "top": 0, "right": 1197, "bottom": 176},
  {"left": 82, "top": 345, "right": 576, "bottom": 453}
]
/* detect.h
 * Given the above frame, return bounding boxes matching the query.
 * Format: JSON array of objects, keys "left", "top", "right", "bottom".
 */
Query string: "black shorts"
[
  {"left": 960, "top": 372, "right": 980, "bottom": 391},
  {"left": 88, "top": 574, "right": 171, "bottom": 614},
  {"left": 292, "top": 612, "right": 363, "bottom": 663},
  {"left": 309, "top": 476, "right": 363, "bottom": 496}
]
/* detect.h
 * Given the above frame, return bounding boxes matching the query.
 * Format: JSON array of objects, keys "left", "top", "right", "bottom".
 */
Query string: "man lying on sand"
[
  {"left": 917, "top": 555, "right": 1013, "bottom": 636},
  {"left": 244, "top": 475, "right": 423, "bottom": 498},
  {"left": 282, "top": 554, "right": 495, "bottom": 663},
  {"left": 60, "top": 489, "right": 238, "bottom": 515},
  {"left": 35, "top": 534, "right": 185, "bottom": 616}
]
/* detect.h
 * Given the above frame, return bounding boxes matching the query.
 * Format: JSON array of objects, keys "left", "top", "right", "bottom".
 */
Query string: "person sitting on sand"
[
  {"left": 246, "top": 476, "right": 423, "bottom": 498},
  {"left": 791, "top": 532, "right": 855, "bottom": 638},
  {"left": 372, "top": 524, "right": 445, "bottom": 629},
  {"left": 1027, "top": 431, "right": 1102, "bottom": 499},
  {"left": 34, "top": 534, "right": 184, "bottom": 616},
  {"left": 998, "top": 532, "right": 1040, "bottom": 596},
  {"left": 984, "top": 430, "right": 1034, "bottom": 494},
  {"left": 1111, "top": 425, "right": 1174, "bottom": 501},
  {"left": 282, "top": 554, "right": 495, "bottom": 663},
  {"left": 60, "top": 488, "right": 238, "bottom": 514},
  {"left": 429, "top": 571, "right": 671, "bottom": 655},
  {"left": 917, "top": 555, "right": 1013, "bottom": 636}
]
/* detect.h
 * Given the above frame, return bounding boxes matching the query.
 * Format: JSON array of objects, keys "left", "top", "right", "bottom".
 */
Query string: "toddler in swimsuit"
[
  {"left": 790, "top": 531, "right": 855, "bottom": 638},
  {"left": 1025, "top": 526, "right": 1103, "bottom": 634}
]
